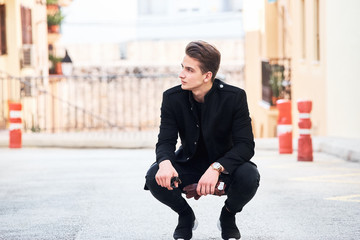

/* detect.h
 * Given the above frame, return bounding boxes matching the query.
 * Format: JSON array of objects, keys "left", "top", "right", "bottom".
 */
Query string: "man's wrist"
[
  {"left": 211, "top": 162, "right": 224, "bottom": 173},
  {"left": 159, "top": 159, "right": 171, "bottom": 167}
]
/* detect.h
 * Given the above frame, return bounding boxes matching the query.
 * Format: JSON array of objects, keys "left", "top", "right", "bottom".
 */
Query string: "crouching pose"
[{"left": 144, "top": 41, "right": 260, "bottom": 240}]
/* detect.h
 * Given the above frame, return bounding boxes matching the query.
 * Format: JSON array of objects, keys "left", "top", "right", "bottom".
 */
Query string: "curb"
[
  {"left": 1, "top": 132, "right": 359, "bottom": 163},
  {"left": 0, "top": 131, "right": 157, "bottom": 149},
  {"left": 255, "top": 137, "right": 360, "bottom": 163}
]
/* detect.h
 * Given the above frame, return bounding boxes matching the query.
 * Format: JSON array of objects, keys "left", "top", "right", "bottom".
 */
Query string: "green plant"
[
  {"left": 269, "top": 64, "right": 284, "bottom": 98},
  {"left": 49, "top": 54, "right": 62, "bottom": 73},
  {"left": 49, "top": 54, "right": 62, "bottom": 63},
  {"left": 47, "top": 11, "right": 65, "bottom": 26},
  {"left": 31, "top": 126, "right": 41, "bottom": 133},
  {"left": 46, "top": 0, "right": 58, "bottom": 5}
]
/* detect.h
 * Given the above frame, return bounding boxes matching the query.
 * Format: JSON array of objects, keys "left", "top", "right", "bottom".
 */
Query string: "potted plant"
[
  {"left": 269, "top": 64, "right": 284, "bottom": 105},
  {"left": 46, "top": 0, "right": 59, "bottom": 12},
  {"left": 49, "top": 54, "right": 63, "bottom": 75},
  {"left": 46, "top": 0, "right": 58, "bottom": 4},
  {"left": 47, "top": 10, "right": 65, "bottom": 33}
]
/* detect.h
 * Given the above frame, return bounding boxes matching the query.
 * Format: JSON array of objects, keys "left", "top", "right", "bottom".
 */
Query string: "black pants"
[{"left": 144, "top": 161, "right": 260, "bottom": 214}]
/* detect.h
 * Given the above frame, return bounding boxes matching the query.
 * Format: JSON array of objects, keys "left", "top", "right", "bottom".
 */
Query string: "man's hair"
[{"left": 185, "top": 41, "right": 221, "bottom": 82}]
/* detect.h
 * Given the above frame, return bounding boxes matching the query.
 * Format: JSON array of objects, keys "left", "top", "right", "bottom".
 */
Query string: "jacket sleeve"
[
  {"left": 155, "top": 92, "right": 179, "bottom": 164},
  {"left": 217, "top": 90, "right": 255, "bottom": 174}
]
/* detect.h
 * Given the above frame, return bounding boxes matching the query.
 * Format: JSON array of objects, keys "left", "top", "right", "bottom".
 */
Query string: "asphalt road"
[{"left": 0, "top": 148, "right": 359, "bottom": 240}]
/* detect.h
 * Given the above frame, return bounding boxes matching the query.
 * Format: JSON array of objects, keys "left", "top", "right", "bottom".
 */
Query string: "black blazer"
[{"left": 156, "top": 78, "right": 255, "bottom": 175}]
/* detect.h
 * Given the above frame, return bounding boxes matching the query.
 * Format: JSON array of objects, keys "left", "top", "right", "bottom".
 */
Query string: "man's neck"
[{"left": 192, "top": 82, "right": 213, "bottom": 103}]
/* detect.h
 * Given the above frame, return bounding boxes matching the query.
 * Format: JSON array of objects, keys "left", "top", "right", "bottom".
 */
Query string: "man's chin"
[{"left": 181, "top": 84, "right": 188, "bottom": 90}]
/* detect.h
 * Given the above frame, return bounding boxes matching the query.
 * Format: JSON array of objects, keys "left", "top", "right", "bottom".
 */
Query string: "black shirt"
[{"left": 185, "top": 100, "right": 210, "bottom": 173}]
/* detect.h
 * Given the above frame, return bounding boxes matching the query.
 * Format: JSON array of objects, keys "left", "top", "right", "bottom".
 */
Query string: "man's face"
[{"left": 179, "top": 55, "right": 210, "bottom": 92}]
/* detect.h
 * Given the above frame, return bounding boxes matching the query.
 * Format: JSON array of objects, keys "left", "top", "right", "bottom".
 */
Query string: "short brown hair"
[{"left": 185, "top": 41, "right": 221, "bottom": 82}]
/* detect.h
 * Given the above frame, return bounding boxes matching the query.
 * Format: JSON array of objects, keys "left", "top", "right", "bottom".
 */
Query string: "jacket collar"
[
  {"left": 188, "top": 78, "right": 221, "bottom": 105},
  {"left": 204, "top": 78, "right": 221, "bottom": 102}
]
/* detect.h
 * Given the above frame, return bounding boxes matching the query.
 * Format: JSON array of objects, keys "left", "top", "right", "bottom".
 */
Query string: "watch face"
[{"left": 213, "top": 162, "right": 221, "bottom": 169}]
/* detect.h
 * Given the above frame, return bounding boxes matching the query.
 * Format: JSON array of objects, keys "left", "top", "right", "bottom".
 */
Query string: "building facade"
[
  {"left": 0, "top": 0, "right": 49, "bottom": 78},
  {"left": 243, "top": 0, "right": 360, "bottom": 138},
  {"left": 0, "top": 0, "right": 72, "bottom": 130}
]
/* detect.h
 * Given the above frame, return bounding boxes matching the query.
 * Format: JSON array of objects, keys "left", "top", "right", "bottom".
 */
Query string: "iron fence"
[
  {"left": 1, "top": 73, "right": 178, "bottom": 132},
  {"left": 0, "top": 68, "right": 243, "bottom": 133},
  {"left": 1, "top": 68, "right": 244, "bottom": 133}
]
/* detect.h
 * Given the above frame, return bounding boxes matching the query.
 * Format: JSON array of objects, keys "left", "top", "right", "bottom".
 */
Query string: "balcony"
[{"left": 46, "top": 1, "right": 65, "bottom": 44}]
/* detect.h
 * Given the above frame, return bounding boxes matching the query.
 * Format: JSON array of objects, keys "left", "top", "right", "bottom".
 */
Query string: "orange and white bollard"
[
  {"left": 8, "top": 103, "right": 22, "bottom": 148},
  {"left": 276, "top": 99, "right": 293, "bottom": 154},
  {"left": 297, "top": 100, "right": 313, "bottom": 161}
]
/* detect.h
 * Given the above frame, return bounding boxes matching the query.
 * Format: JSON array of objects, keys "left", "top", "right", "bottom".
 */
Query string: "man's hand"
[
  {"left": 196, "top": 166, "right": 220, "bottom": 196},
  {"left": 155, "top": 160, "right": 179, "bottom": 190},
  {"left": 184, "top": 181, "right": 226, "bottom": 200}
]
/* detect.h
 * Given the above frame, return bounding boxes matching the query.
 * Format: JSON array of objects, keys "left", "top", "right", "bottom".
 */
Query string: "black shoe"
[
  {"left": 173, "top": 207, "right": 198, "bottom": 240},
  {"left": 217, "top": 206, "right": 241, "bottom": 240}
]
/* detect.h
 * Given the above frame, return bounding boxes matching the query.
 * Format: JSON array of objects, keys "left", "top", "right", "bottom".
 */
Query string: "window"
[
  {"left": 0, "top": 4, "right": 6, "bottom": 55},
  {"left": 314, "top": 0, "right": 320, "bottom": 61},
  {"left": 138, "top": 0, "right": 167, "bottom": 15},
  {"left": 300, "top": 0, "right": 306, "bottom": 59},
  {"left": 21, "top": 6, "right": 32, "bottom": 44}
]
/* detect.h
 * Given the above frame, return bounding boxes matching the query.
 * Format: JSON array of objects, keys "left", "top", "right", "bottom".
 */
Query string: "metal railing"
[
  {"left": 1, "top": 67, "right": 244, "bottom": 133},
  {"left": 1, "top": 73, "right": 178, "bottom": 132}
]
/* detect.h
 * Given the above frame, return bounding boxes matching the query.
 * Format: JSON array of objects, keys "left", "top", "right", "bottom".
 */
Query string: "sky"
[
  {"left": 60, "top": 0, "right": 245, "bottom": 44},
  {"left": 60, "top": 0, "right": 137, "bottom": 44}
]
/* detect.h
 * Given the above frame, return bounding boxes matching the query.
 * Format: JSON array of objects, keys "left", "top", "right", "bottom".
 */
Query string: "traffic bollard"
[
  {"left": 276, "top": 99, "right": 293, "bottom": 154},
  {"left": 297, "top": 100, "right": 313, "bottom": 161},
  {"left": 9, "top": 102, "right": 22, "bottom": 148}
]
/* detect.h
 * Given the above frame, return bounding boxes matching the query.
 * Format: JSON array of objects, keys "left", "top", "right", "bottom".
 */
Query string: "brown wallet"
[{"left": 183, "top": 181, "right": 226, "bottom": 200}]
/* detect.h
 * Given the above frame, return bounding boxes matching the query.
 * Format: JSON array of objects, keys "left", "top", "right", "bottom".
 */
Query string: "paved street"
[{"left": 0, "top": 148, "right": 359, "bottom": 240}]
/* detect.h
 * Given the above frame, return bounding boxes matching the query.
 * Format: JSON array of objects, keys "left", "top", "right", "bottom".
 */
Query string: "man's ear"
[{"left": 204, "top": 71, "right": 213, "bottom": 83}]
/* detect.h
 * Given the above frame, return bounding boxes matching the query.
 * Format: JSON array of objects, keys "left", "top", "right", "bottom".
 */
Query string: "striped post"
[
  {"left": 276, "top": 99, "right": 293, "bottom": 154},
  {"left": 9, "top": 103, "right": 22, "bottom": 148},
  {"left": 297, "top": 100, "right": 313, "bottom": 161}
]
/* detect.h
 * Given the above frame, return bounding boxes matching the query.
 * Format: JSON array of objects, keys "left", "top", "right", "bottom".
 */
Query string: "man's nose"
[{"left": 179, "top": 70, "right": 185, "bottom": 78}]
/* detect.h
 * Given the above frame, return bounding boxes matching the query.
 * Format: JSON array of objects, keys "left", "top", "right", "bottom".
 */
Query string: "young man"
[{"left": 145, "top": 41, "right": 260, "bottom": 240}]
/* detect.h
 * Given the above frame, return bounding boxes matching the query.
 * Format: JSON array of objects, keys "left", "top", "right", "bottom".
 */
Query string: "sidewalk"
[
  {"left": 255, "top": 136, "right": 360, "bottom": 163},
  {"left": 1, "top": 148, "right": 359, "bottom": 239},
  {"left": 0, "top": 130, "right": 359, "bottom": 162}
]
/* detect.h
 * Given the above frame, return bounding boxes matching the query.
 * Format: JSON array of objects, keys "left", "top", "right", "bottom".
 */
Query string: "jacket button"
[
  {"left": 186, "top": 157, "right": 190, "bottom": 160},
  {"left": 196, "top": 124, "right": 199, "bottom": 128},
  {"left": 191, "top": 107, "right": 193, "bottom": 111},
  {"left": 194, "top": 141, "right": 197, "bottom": 145},
  {"left": 220, "top": 84, "right": 224, "bottom": 88}
]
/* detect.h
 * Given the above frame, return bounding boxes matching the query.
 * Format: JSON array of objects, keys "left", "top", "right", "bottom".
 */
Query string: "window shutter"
[
  {"left": 26, "top": 8, "right": 32, "bottom": 44},
  {"left": 21, "top": 6, "right": 26, "bottom": 44},
  {"left": 21, "top": 6, "right": 32, "bottom": 44},
  {"left": 0, "top": 4, "right": 6, "bottom": 54}
]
